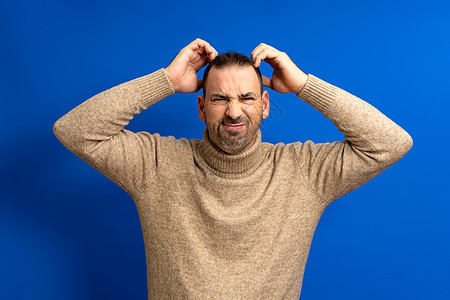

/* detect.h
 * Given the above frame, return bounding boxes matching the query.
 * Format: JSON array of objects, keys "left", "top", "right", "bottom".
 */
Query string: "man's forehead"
[{"left": 206, "top": 65, "right": 260, "bottom": 94}]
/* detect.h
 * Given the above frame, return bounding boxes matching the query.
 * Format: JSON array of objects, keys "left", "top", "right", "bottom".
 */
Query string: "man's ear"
[
  {"left": 262, "top": 90, "right": 270, "bottom": 119},
  {"left": 198, "top": 94, "right": 206, "bottom": 122}
]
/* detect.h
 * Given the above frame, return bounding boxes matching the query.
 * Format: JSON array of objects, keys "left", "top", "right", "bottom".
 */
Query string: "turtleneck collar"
[{"left": 199, "top": 127, "right": 265, "bottom": 178}]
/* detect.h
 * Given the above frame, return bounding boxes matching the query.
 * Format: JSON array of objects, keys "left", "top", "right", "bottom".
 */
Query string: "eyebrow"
[{"left": 211, "top": 92, "right": 257, "bottom": 99}]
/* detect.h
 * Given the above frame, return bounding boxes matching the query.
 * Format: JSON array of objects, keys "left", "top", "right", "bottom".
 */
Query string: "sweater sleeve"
[
  {"left": 53, "top": 68, "right": 175, "bottom": 196},
  {"left": 293, "top": 74, "right": 413, "bottom": 204}
]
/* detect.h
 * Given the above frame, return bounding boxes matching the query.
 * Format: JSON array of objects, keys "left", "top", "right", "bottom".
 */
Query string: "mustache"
[{"left": 221, "top": 116, "right": 247, "bottom": 125}]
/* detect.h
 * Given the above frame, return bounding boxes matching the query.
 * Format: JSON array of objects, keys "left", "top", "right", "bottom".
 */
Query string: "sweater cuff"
[
  {"left": 296, "top": 74, "right": 338, "bottom": 113},
  {"left": 133, "top": 68, "right": 175, "bottom": 104}
]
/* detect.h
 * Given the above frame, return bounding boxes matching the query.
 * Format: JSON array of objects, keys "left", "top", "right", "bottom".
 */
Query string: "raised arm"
[
  {"left": 251, "top": 43, "right": 413, "bottom": 204},
  {"left": 53, "top": 39, "right": 217, "bottom": 195}
]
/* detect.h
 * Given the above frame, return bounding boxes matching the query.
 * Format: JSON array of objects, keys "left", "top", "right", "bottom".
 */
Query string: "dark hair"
[{"left": 202, "top": 52, "right": 263, "bottom": 97}]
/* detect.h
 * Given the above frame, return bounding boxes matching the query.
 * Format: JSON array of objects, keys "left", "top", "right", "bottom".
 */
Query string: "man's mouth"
[
  {"left": 223, "top": 123, "right": 245, "bottom": 126},
  {"left": 222, "top": 123, "right": 245, "bottom": 130}
]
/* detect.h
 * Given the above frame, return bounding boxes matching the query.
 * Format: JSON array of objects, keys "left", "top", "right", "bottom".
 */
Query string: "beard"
[{"left": 207, "top": 113, "right": 263, "bottom": 154}]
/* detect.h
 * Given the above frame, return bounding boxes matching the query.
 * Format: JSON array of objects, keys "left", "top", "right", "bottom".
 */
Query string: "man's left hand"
[{"left": 251, "top": 43, "right": 308, "bottom": 94}]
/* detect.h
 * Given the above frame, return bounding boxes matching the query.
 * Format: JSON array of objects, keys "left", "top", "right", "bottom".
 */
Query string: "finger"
[
  {"left": 186, "top": 44, "right": 211, "bottom": 68},
  {"left": 251, "top": 43, "right": 278, "bottom": 65},
  {"left": 189, "top": 39, "right": 218, "bottom": 63},
  {"left": 253, "top": 47, "right": 282, "bottom": 68},
  {"left": 252, "top": 46, "right": 271, "bottom": 67},
  {"left": 207, "top": 47, "right": 218, "bottom": 62},
  {"left": 186, "top": 38, "right": 208, "bottom": 50},
  {"left": 253, "top": 48, "right": 273, "bottom": 68},
  {"left": 251, "top": 43, "right": 269, "bottom": 59},
  {"left": 262, "top": 75, "right": 272, "bottom": 89},
  {"left": 204, "top": 43, "right": 213, "bottom": 56},
  {"left": 211, "top": 48, "right": 219, "bottom": 61},
  {"left": 187, "top": 38, "right": 216, "bottom": 57},
  {"left": 207, "top": 45, "right": 218, "bottom": 62},
  {"left": 250, "top": 43, "right": 266, "bottom": 64}
]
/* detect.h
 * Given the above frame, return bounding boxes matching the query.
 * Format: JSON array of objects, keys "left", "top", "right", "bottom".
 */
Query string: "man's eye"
[
  {"left": 242, "top": 98, "right": 255, "bottom": 102},
  {"left": 212, "top": 98, "right": 227, "bottom": 102}
]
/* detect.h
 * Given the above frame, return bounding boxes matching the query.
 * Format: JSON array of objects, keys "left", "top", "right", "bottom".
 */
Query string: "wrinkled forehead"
[{"left": 205, "top": 65, "right": 260, "bottom": 98}]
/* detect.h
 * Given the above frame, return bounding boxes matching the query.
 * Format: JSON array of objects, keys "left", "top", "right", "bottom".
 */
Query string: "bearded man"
[{"left": 54, "top": 38, "right": 413, "bottom": 299}]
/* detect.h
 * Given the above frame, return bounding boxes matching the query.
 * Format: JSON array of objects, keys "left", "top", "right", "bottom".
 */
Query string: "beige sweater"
[{"left": 54, "top": 68, "right": 413, "bottom": 299}]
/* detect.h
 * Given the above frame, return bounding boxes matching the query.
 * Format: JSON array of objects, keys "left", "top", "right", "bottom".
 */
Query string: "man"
[{"left": 54, "top": 38, "right": 413, "bottom": 299}]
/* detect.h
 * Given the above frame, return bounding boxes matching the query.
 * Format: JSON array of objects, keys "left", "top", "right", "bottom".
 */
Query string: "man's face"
[{"left": 198, "top": 65, "right": 270, "bottom": 154}]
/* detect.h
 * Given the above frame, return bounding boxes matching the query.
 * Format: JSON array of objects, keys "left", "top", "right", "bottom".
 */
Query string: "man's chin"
[
  {"left": 220, "top": 128, "right": 245, "bottom": 138},
  {"left": 208, "top": 124, "right": 256, "bottom": 154},
  {"left": 218, "top": 135, "right": 256, "bottom": 155}
]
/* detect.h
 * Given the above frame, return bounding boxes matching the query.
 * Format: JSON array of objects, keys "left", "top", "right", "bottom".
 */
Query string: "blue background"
[{"left": 1, "top": 0, "right": 449, "bottom": 299}]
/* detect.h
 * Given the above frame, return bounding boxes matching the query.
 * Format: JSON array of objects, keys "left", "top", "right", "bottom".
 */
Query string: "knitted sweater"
[{"left": 53, "top": 68, "right": 413, "bottom": 299}]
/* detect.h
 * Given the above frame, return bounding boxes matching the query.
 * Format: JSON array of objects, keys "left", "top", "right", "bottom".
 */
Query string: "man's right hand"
[{"left": 165, "top": 38, "right": 218, "bottom": 93}]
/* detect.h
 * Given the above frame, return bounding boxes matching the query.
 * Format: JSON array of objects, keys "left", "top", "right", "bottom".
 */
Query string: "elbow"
[
  {"left": 53, "top": 118, "right": 61, "bottom": 139},
  {"left": 53, "top": 117, "right": 67, "bottom": 143},
  {"left": 403, "top": 131, "right": 414, "bottom": 154},
  {"left": 384, "top": 129, "right": 413, "bottom": 164},
  {"left": 397, "top": 129, "right": 413, "bottom": 156},
  {"left": 364, "top": 129, "right": 413, "bottom": 166},
  {"left": 53, "top": 116, "right": 75, "bottom": 152}
]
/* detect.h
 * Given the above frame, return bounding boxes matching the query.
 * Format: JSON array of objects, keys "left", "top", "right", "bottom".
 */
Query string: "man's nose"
[{"left": 225, "top": 101, "right": 243, "bottom": 120}]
